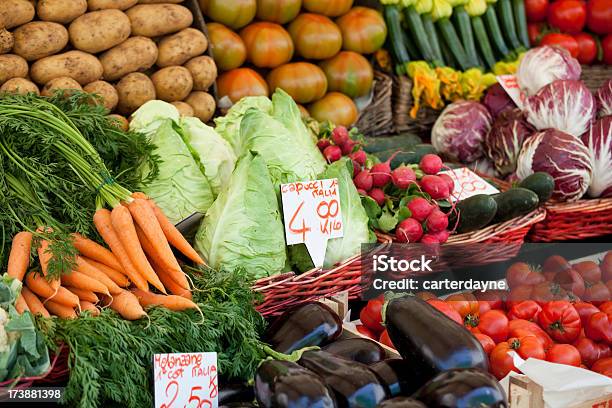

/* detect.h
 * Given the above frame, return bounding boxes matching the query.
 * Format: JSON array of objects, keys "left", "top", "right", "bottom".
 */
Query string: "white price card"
[
  {"left": 153, "top": 352, "right": 218, "bottom": 408},
  {"left": 439, "top": 167, "right": 500, "bottom": 202},
  {"left": 281, "top": 178, "right": 344, "bottom": 268},
  {"left": 496, "top": 74, "right": 527, "bottom": 109}
]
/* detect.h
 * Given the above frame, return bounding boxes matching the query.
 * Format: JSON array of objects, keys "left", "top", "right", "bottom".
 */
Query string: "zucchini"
[
  {"left": 384, "top": 5, "right": 411, "bottom": 71},
  {"left": 518, "top": 172, "right": 555, "bottom": 204},
  {"left": 403, "top": 7, "right": 436, "bottom": 63},
  {"left": 512, "top": 0, "right": 530, "bottom": 47},
  {"left": 497, "top": 0, "right": 522, "bottom": 50},
  {"left": 373, "top": 144, "right": 437, "bottom": 169},
  {"left": 363, "top": 133, "right": 423, "bottom": 154},
  {"left": 422, "top": 14, "right": 445, "bottom": 66},
  {"left": 471, "top": 16, "right": 496, "bottom": 70},
  {"left": 438, "top": 26, "right": 457, "bottom": 68},
  {"left": 437, "top": 18, "right": 473, "bottom": 70},
  {"left": 492, "top": 187, "right": 539, "bottom": 223},
  {"left": 402, "top": 28, "right": 422, "bottom": 60},
  {"left": 453, "top": 6, "right": 481, "bottom": 68},
  {"left": 483, "top": 7, "right": 510, "bottom": 57},
  {"left": 453, "top": 194, "right": 498, "bottom": 233}
]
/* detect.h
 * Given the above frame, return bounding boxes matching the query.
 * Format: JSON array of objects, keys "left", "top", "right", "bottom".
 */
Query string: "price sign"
[
  {"left": 439, "top": 167, "right": 500, "bottom": 202},
  {"left": 281, "top": 178, "right": 344, "bottom": 268},
  {"left": 153, "top": 352, "right": 218, "bottom": 408},
  {"left": 497, "top": 74, "right": 527, "bottom": 109}
]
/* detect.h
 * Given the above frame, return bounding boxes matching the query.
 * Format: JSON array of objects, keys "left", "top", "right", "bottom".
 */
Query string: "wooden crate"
[{"left": 509, "top": 376, "right": 612, "bottom": 408}]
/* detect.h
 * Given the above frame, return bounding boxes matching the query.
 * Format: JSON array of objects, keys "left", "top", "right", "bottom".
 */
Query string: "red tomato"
[
  {"left": 356, "top": 324, "right": 376, "bottom": 339},
  {"left": 335, "top": 7, "right": 388, "bottom": 54},
  {"left": 574, "top": 337, "right": 604, "bottom": 367},
  {"left": 525, "top": 0, "right": 549, "bottom": 22},
  {"left": 592, "top": 357, "right": 612, "bottom": 377},
  {"left": 508, "top": 301, "right": 542, "bottom": 322},
  {"left": 603, "top": 34, "right": 612, "bottom": 65},
  {"left": 573, "top": 261, "right": 602, "bottom": 283},
  {"left": 586, "top": 0, "right": 612, "bottom": 35},
  {"left": 308, "top": 92, "right": 358, "bottom": 127},
  {"left": 600, "top": 301, "right": 612, "bottom": 315},
  {"left": 554, "top": 267, "right": 586, "bottom": 297},
  {"left": 546, "top": 344, "right": 582, "bottom": 366},
  {"left": 548, "top": 0, "right": 586, "bottom": 33},
  {"left": 477, "top": 310, "right": 509, "bottom": 343},
  {"left": 506, "top": 262, "right": 546, "bottom": 288},
  {"left": 490, "top": 342, "right": 518, "bottom": 379},
  {"left": 507, "top": 285, "right": 534, "bottom": 310},
  {"left": 573, "top": 301, "right": 600, "bottom": 327},
  {"left": 240, "top": 22, "right": 294, "bottom": 68},
  {"left": 360, "top": 299, "right": 384, "bottom": 333},
  {"left": 528, "top": 22, "right": 544, "bottom": 44},
  {"left": 543, "top": 255, "right": 572, "bottom": 276},
  {"left": 473, "top": 333, "right": 496, "bottom": 355},
  {"left": 585, "top": 312, "right": 612, "bottom": 344},
  {"left": 473, "top": 290, "right": 506, "bottom": 311},
  {"left": 531, "top": 281, "right": 571, "bottom": 305},
  {"left": 288, "top": 13, "right": 342, "bottom": 60},
  {"left": 600, "top": 343, "right": 612, "bottom": 359},
  {"left": 379, "top": 329, "right": 395, "bottom": 349},
  {"left": 415, "top": 291, "right": 437, "bottom": 301},
  {"left": 427, "top": 299, "right": 463, "bottom": 325},
  {"left": 539, "top": 301, "right": 582, "bottom": 343},
  {"left": 446, "top": 292, "right": 480, "bottom": 325},
  {"left": 508, "top": 335, "right": 546, "bottom": 360},
  {"left": 267, "top": 62, "right": 328, "bottom": 104},
  {"left": 602, "top": 251, "right": 612, "bottom": 282},
  {"left": 583, "top": 282, "right": 611, "bottom": 305},
  {"left": 217, "top": 68, "right": 269, "bottom": 102},
  {"left": 509, "top": 319, "right": 555, "bottom": 350}
]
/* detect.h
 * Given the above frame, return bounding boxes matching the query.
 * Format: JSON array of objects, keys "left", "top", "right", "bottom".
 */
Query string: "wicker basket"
[
  {"left": 355, "top": 70, "right": 394, "bottom": 137},
  {"left": 391, "top": 74, "right": 440, "bottom": 137},
  {"left": 582, "top": 65, "right": 610, "bottom": 92}
]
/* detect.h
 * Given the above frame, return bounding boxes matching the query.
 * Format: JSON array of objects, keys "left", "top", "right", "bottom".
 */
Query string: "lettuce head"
[{"left": 214, "top": 96, "right": 272, "bottom": 155}]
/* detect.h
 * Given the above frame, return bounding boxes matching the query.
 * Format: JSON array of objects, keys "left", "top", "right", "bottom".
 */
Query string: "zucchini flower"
[
  {"left": 431, "top": 0, "right": 452, "bottom": 21},
  {"left": 447, "top": 0, "right": 468, "bottom": 7},
  {"left": 461, "top": 68, "right": 497, "bottom": 100},
  {"left": 407, "top": 61, "right": 443, "bottom": 117},
  {"left": 380, "top": 0, "right": 401, "bottom": 4},
  {"left": 465, "top": 0, "right": 487, "bottom": 16},
  {"left": 415, "top": 0, "right": 433, "bottom": 14},
  {"left": 435, "top": 67, "right": 463, "bottom": 102},
  {"left": 492, "top": 53, "right": 523, "bottom": 75}
]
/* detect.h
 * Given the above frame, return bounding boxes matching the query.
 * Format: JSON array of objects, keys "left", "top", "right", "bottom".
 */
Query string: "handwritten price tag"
[
  {"left": 281, "top": 178, "right": 344, "bottom": 268},
  {"left": 439, "top": 167, "right": 500, "bottom": 202},
  {"left": 497, "top": 74, "right": 527, "bottom": 109},
  {"left": 153, "top": 352, "right": 218, "bottom": 408}
]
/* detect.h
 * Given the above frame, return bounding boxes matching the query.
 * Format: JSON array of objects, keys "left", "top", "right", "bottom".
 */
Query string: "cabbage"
[
  {"left": 525, "top": 80, "right": 595, "bottom": 138},
  {"left": 517, "top": 129, "right": 592, "bottom": 202},
  {"left": 484, "top": 109, "right": 535, "bottom": 177},
  {"left": 289, "top": 158, "right": 372, "bottom": 272},
  {"left": 214, "top": 96, "right": 272, "bottom": 154},
  {"left": 581, "top": 116, "right": 612, "bottom": 198},
  {"left": 517, "top": 46, "right": 581, "bottom": 96},
  {"left": 596, "top": 79, "right": 612, "bottom": 118},
  {"left": 271, "top": 89, "right": 320, "bottom": 148},
  {"left": 483, "top": 82, "right": 516, "bottom": 118},
  {"left": 431, "top": 100, "right": 493, "bottom": 163},
  {"left": 194, "top": 152, "right": 287, "bottom": 280},
  {"left": 180, "top": 117, "right": 237, "bottom": 197}
]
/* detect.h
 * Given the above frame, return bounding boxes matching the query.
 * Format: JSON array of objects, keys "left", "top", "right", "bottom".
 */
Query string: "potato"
[
  {"left": 0, "top": 78, "right": 39, "bottom": 95},
  {"left": 37, "top": 0, "right": 87, "bottom": 23},
  {"left": 69, "top": 10, "right": 131, "bottom": 54},
  {"left": 88, "top": 0, "right": 138, "bottom": 10},
  {"left": 151, "top": 66, "right": 193, "bottom": 102},
  {"left": 115, "top": 72, "right": 156, "bottom": 115},
  {"left": 185, "top": 55, "right": 216, "bottom": 91},
  {"left": 99, "top": 36, "right": 157, "bottom": 81},
  {"left": 41, "top": 77, "right": 83, "bottom": 97},
  {"left": 139, "top": 0, "right": 184, "bottom": 3},
  {"left": 157, "top": 28, "right": 207, "bottom": 68},
  {"left": 107, "top": 114, "right": 129, "bottom": 131},
  {"left": 13, "top": 22, "right": 69, "bottom": 61},
  {"left": 0, "top": 30, "right": 13, "bottom": 55},
  {"left": 0, "top": 54, "right": 28, "bottom": 85},
  {"left": 84, "top": 80, "right": 119, "bottom": 111},
  {"left": 126, "top": 4, "right": 192, "bottom": 37},
  {"left": 30, "top": 51, "right": 104, "bottom": 85},
  {"left": 185, "top": 91, "right": 215, "bottom": 122},
  {"left": 0, "top": 0, "right": 35, "bottom": 29},
  {"left": 171, "top": 101, "right": 194, "bottom": 117}
]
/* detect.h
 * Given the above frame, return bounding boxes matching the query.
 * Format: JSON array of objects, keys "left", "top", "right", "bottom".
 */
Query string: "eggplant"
[
  {"left": 385, "top": 296, "right": 488, "bottom": 383},
  {"left": 413, "top": 368, "right": 507, "bottom": 407},
  {"left": 255, "top": 360, "right": 335, "bottom": 408},
  {"left": 299, "top": 350, "right": 386, "bottom": 408},
  {"left": 377, "top": 397, "right": 427, "bottom": 408},
  {"left": 220, "top": 403, "right": 257, "bottom": 408},
  {"left": 219, "top": 383, "right": 255, "bottom": 405},
  {"left": 369, "top": 359, "right": 424, "bottom": 398},
  {"left": 264, "top": 302, "right": 342, "bottom": 353},
  {"left": 323, "top": 338, "right": 386, "bottom": 365}
]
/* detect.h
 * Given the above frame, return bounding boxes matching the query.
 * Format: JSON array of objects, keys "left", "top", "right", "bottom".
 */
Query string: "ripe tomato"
[
  {"left": 319, "top": 51, "right": 374, "bottom": 98},
  {"left": 427, "top": 299, "right": 463, "bottom": 325},
  {"left": 446, "top": 292, "right": 480, "bottom": 325},
  {"left": 525, "top": 0, "right": 549, "bottom": 22},
  {"left": 602, "top": 251, "right": 612, "bottom": 282},
  {"left": 267, "top": 62, "right": 328, "bottom": 104},
  {"left": 509, "top": 335, "right": 546, "bottom": 360},
  {"left": 531, "top": 282, "right": 570, "bottom": 305},
  {"left": 548, "top": 0, "right": 586, "bottom": 33},
  {"left": 509, "top": 319, "right": 554, "bottom": 350},
  {"left": 574, "top": 337, "right": 604, "bottom": 367},
  {"left": 539, "top": 301, "right": 582, "bottom": 343},
  {"left": 506, "top": 262, "right": 546, "bottom": 288},
  {"left": 308, "top": 92, "right": 358, "bottom": 127},
  {"left": 356, "top": 324, "right": 376, "bottom": 339},
  {"left": 240, "top": 22, "right": 294, "bottom": 68},
  {"left": 528, "top": 22, "right": 544, "bottom": 44},
  {"left": 217, "top": 68, "right": 269, "bottom": 103},
  {"left": 583, "top": 282, "right": 611, "bottom": 305},
  {"left": 473, "top": 290, "right": 506, "bottom": 311},
  {"left": 360, "top": 299, "right": 384, "bottom": 333},
  {"left": 508, "top": 301, "right": 542, "bottom": 322},
  {"left": 507, "top": 285, "right": 534, "bottom": 310},
  {"left": 336, "top": 7, "right": 388, "bottom": 54},
  {"left": 473, "top": 333, "right": 496, "bottom": 355},
  {"left": 256, "top": 0, "right": 302, "bottom": 24},
  {"left": 592, "top": 357, "right": 612, "bottom": 377},
  {"left": 379, "top": 329, "right": 395, "bottom": 349},
  {"left": 554, "top": 267, "right": 586, "bottom": 297},
  {"left": 573, "top": 261, "right": 602, "bottom": 283},
  {"left": 546, "top": 344, "right": 581, "bottom": 366},
  {"left": 288, "top": 13, "right": 342, "bottom": 60},
  {"left": 573, "top": 301, "right": 600, "bottom": 327},
  {"left": 600, "top": 301, "right": 612, "bottom": 315},
  {"left": 585, "top": 312, "right": 612, "bottom": 344},
  {"left": 477, "top": 310, "right": 509, "bottom": 343},
  {"left": 490, "top": 342, "right": 518, "bottom": 379},
  {"left": 586, "top": 0, "right": 612, "bottom": 35},
  {"left": 303, "top": 0, "right": 354, "bottom": 17},
  {"left": 416, "top": 291, "right": 437, "bottom": 301},
  {"left": 543, "top": 255, "right": 572, "bottom": 275},
  {"left": 600, "top": 343, "right": 612, "bottom": 359},
  {"left": 603, "top": 34, "right": 612, "bottom": 65}
]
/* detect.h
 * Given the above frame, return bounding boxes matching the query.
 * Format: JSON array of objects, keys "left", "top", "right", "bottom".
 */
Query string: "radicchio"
[
  {"left": 516, "top": 129, "right": 592, "bottom": 202},
  {"left": 431, "top": 101, "right": 492, "bottom": 163},
  {"left": 483, "top": 83, "right": 517, "bottom": 118},
  {"left": 596, "top": 79, "right": 612, "bottom": 118},
  {"left": 525, "top": 80, "right": 595, "bottom": 138},
  {"left": 517, "top": 46, "right": 581, "bottom": 96},
  {"left": 484, "top": 109, "right": 535, "bottom": 177},
  {"left": 581, "top": 116, "right": 612, "bottom": 198}
]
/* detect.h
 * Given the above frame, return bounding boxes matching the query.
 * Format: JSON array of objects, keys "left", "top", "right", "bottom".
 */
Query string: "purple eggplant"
[
  {"left": 377, "top": 397, "right": 427, "bottom": 408},
  {"left": 369, "top": 359, "right": 424, "bottom": 398},
  {"left": 323, "top": 338, "right": 386, "bottom": 365}
]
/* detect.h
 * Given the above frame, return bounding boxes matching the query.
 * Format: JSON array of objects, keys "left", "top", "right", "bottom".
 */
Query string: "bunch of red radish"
[{"left": 317, "top": 125, "right": 363, "bottom": 164}]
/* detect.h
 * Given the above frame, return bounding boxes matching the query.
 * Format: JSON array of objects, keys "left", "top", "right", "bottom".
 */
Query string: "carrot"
[
  {"left": 61, "top": 271, "right": 110, "bottom": 295},
  {"left": 25, "top": 272, "right": 79, "bottom": 308},
  {"left": 135, "top": 224, "right": 189, "bottom": 290},
  {"left": 79, "top": 301, "right": 100, "bottom": 316},
  {"left": 66, "top": 287, "right": 99, "bottom": 303},
  {"left": 82, "top": 258, "right": 130, "bottom": 288},
  {"left": 45, "top": 300, "right": 77, "bottom": 319},
  {"left": 131, "top": 192, "right": 148, "bottom": 200},
  {"left": 76, "top": 257, "right": 122, "bottom": 294},
  {"left": 149, "top": 256, "right": 192, "bottom": 299},
  {"left": 131, "top": 288, "right": 199, "bottom": 311},
  {"left": 72, "top": 233, "right": 123, "bottom": 272},
  {"left": 109, "top": 290, "right": 146, "bottom": 320},
  {"left": 110, "top": 205, "right": 166, "bottom": 293},
  {"left": 94, "top": 208, "right": 148, "bottom": 291},
  {"left": 21, "top": 287, "right": 50, "bottom": 318},
  {"left": 36, "top": 227, "right": 60, "bottom": 291},
  {"left": 7, "top": 231, "right": 32, "bottom": 281},
  {"left": 15, "top": 294, "right": 29, "bottom": 314}
]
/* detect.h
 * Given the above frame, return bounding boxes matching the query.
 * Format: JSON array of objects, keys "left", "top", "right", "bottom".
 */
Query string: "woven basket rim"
[{"left": 543, "top": 196, "right": 612, "bottom": 213}]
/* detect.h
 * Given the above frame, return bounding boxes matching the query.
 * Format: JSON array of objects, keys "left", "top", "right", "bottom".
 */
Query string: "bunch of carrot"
[{"left": 6, "top": 192, "right": 205, "bottom": 321}]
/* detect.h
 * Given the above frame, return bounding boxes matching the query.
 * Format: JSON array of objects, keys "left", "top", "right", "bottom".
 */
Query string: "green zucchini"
[
  {"left": 483, "top": 6, "right": 510, "bottom": 57},
  {"left": 497, "top": 0, "right": 522, "bottom": 50},
  {"left": 471, "top": 16, "right": 496, "bottom": 69},
  {"left": 438, "top": 25, "right": 458, "bottom": 68},
  {"left": 518, "top": 172, "right": 555, "bottom": 204},
  {"left": 384, "top": 5, "right": 411, "bottom": 71},
  {"left": 453, "top": 6, "right": 481, "bottom": 68},
  {"left": 373, "top": 144, "right": 437, "bottom": 169},
  {"left": 363, "top": 133, "right": 423, "bottom": 154},
  {"left": 512, "top": 0, "right": 530, "bottom": 47},
  {"left": 402, "top": 27, "right": 422, "bottom": 60},
  {"left": 492, "top": 187, "right": 539, "bottom": 223},
  {"left": 403, "top": 6, "right": 436, "bottom": 63},
  {"left": 422, "top": 14, "right": 445, "bottom": 66},
  {"left": 437, "top": 18, "right": 473, "bottom": 70},
  {"left": 453, "top": 194, "right": 498, "bottom": 233}
]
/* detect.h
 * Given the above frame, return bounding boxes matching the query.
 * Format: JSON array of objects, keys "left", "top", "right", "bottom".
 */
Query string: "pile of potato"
[{"left": 0, "top": 0, "right": 218, "bottom": 125}]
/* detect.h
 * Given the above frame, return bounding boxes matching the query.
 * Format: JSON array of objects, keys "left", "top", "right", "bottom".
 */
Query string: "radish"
[
  {"left": 429, "top": 229, "right": 450, "bottom": 243},
  {"left": 419, "top": 154, "right": 443, "bottom": 175},
  {"left": 317, "top": 138, "right": 331, "bottom": 152},
  {"left": 391, "top": 166, "right": 416, "bottom": 189},
  {"left": 354, "top": 169, "right": 373, "bottom": 191},
  {"left": 352, "top": 160, "right": 361, "bottom": 177},
  {"left": 331, "top": 125, "right": 349, "bottom": 146},
  {"left": 426, "top": 209, "right": 449, "bottom": 233},
  {"left": 395, "top": 218, "right": 423, "bottom": 243},
  {"left": 407, "top": 197, "right": 434, "bottom": 222},
  {"left": 323, "top": 145, "right": 342, "bottom": 163},
  {"left": 341, "top": 139, "right": 357, "bottom": 155},
  {"left": 420, "top": 234, "right": 440, "bottom": 244},
  {"left": 368, "top": 188, "right": 385, "bottom": 206},
  {"left": 357, "top": 188, "right": 368, "bottom": 196},
  {"left": 420, "top": 175, "right": 450, "bottom": 199},
  {"left": 439, "top": 173, "right": 455, "bottom": 194},
  {"left": 370, "top": 152, "right": 399, "bottom": 187},
  {"left": 350, "top": 149, "right": 367, "bottom": 166}
]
